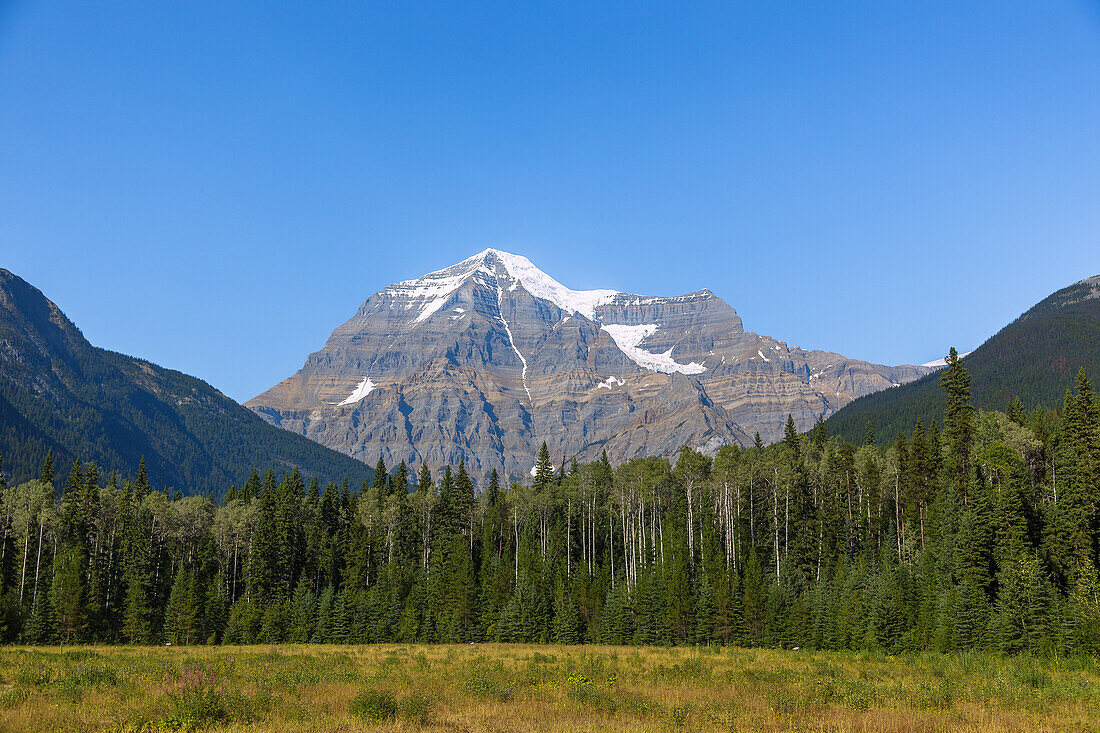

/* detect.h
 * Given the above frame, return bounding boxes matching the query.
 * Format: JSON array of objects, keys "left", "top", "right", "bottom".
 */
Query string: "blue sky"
[{"left": 2, "top": 1, "right": 1099, "bottom": 402}]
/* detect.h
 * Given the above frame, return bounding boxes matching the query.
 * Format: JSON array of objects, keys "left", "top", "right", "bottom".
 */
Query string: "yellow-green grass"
[{"left": 1, "top": 644, "right": 1098, "bottom": 732}]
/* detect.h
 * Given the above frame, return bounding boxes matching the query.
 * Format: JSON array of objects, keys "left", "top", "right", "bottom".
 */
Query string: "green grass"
[{"left": 0, "top": 644, "right": 1098, "bottom": 731}]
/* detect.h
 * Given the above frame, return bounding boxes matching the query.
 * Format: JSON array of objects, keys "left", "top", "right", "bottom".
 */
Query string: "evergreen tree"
[
  {"left": 941, "top": 348, "right": 976, "bottom": 495},
  {"left": 40, "top": 450, "right": 54, "bottom": 487},
  {"left": 742, "top": 548, "right": 766, "bottom": 645},
  {"left": 50, "top": 542, "right": 85, "bottom": 643}
]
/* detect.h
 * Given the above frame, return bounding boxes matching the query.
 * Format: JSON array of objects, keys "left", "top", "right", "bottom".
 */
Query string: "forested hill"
[
  {"left": 2, "top": 357, "right": 1098, "bottom": 655},
  {"left": 0, "top": 268, "right": 372, "bottom": 494},
  {"left": 825, "top": 274, "right": 1100, "bottom": 444}
]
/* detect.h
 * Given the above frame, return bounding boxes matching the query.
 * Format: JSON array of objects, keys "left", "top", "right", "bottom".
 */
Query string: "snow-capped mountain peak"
[
  {"left": 482, "top": 249, "right": 620, "bottom": 321},
  {"left": 249, "top": 249, "right": 933, "bottom": 479},
  {"left": 386, "top": 248, "right": 621, "bottom": 323}
]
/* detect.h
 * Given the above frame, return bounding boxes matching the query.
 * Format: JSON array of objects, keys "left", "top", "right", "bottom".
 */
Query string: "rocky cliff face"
[{"left": 247, "top": 250, "right": 930, "bottom": 479}]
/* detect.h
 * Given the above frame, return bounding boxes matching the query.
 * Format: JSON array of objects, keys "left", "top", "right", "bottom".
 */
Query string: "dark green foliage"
[
  {"left": 167, "top": 665, "right": 228, "bottom": 728},
  {"left": 827, "top": 276, "right": 1100, "bottom": 444},
  {"left": 350, "top": 689, "right": 397, "bottom": 722},
  {"left": 0, "top": 346, "right": 1097, "bottom": 655},
  {"left": 0, "top": 268, "right": 373, "bottom": 496}
]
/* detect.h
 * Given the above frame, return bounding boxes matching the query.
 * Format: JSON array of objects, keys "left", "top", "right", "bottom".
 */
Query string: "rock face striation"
[{"left": 247, "top": 250, "right": 930, "bottom": 479}]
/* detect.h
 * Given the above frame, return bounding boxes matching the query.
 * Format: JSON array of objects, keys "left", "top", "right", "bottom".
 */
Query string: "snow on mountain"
[
  {"left": 248, "top": 248, "right": 933, "bottom": 478},
  {"left": 386, "top": 256, "right": 494, "bottom": 324},
  {"left": 496, "top": 284, "right": 532, "bottom": 400},
  {"left": 386, "top": 248, "right": 619, "bottom": 324},
  {"left": 337, "top": 377, "right": 376, "bottom": 405},
  {"left": 490, "top": 249, "right": 619, "bottom": 321},
  {"left": 601, "top": 324, "right": 707, "bottom": 375},
  {"left": 385, "top": 248, "right": 717, "bottom": 379},
  {"left": 597, "top": 375, "right": 626, "bottom": 389},
  {"left": 921, "top": 351, "right": 972, "bottom": 369}
]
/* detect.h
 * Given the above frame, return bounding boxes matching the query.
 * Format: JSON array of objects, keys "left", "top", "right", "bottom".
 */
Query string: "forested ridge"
[
  {"left": 826, "top": 275, "right": 1100, "bottom": 444},
  {"left": 2, "top": 349, "right": 1099, "bottom": 655},
  {"left": 0, "top": 267, "right": 374, "bottom": 494}
]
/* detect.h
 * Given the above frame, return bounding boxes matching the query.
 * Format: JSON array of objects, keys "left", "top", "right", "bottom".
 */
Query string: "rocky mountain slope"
[
  {"left": 825, "top": 274, "right": 1100, "bottom": 444},
  {"left": 0, "top": 269, "right": 373, "bottom": 493},
  {"left": 248, "top": 250, "right": 929, "bottom": 479}
]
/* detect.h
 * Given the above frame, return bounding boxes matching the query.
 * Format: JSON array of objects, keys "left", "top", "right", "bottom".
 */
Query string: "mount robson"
[{"left": 248, "top": 249, "right": 931, "bottom": 479}]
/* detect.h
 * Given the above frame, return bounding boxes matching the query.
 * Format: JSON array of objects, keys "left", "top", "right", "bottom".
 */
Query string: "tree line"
[{"left": 1, "top": 349, "right": 1098, "bottom": 653}]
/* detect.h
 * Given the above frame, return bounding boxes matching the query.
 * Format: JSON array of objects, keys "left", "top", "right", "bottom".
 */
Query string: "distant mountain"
[
  {"left": 247, "top": 249, "right": 929, "bottom": 479},
  {"left": 0, "top": 268, "right": 372, "bottom": 493},
  {"left": 825, "top": 274, "right": 1100, "bottom": 443}
]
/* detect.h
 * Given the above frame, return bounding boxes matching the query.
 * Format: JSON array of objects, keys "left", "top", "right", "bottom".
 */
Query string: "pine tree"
[
  {"left": 23, "top": 585, "right": 52, "bottom": 644},
  {"left": 742, "top": 548, "right": 766, "bottom": 645},
  {"left": 534, "top": 443, "right": 554, "bottom": 492},
  {"left": 50, "top": 542, "right": 85, "bottom": 643},
  {"left": 941, "top": 348, "right": 975, "bottom": 496},
  {"left": 552, "top": 574, "right": 580, "bottom": 644},
  {"left": 40, "top": 450, "right": 54, "bottom": 487},
  {"left": 205, "top": 574, "right": 229, "bottom": 644},
  {"left": 389, "top": 461, "right": 408, "bottom": 498},
  {"left": 693, "top": 578, "right": 717, "bottom": 645},
  {"left": 121, "top": 568, "right": 151, "bottom": 644},
  {"left": 310, "top": 585, "right": 335, "bottom": 643}
]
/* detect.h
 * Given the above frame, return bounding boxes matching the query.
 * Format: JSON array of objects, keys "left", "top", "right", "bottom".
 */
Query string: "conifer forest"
[{"left": 2, "top": 351, "right": 1098, "bottom": 656}]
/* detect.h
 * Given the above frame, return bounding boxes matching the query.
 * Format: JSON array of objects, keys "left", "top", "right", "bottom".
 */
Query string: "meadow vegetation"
[{"left": 1, "top": 643, "right": 1099, "bottom": 732}]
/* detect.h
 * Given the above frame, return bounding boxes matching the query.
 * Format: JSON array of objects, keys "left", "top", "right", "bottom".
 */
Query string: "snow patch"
[
  {"left": 488, "top": 249, "right": 619, "bottom": 320},
  {"left": 601, "top": 324, "right": 707, "bottom": 375},
  {"left": 596, "top": 375, "right": 625, "bottom": 390},
  {"left": 757, "top": 350, "right": 771, "bottom": 362},
  {"left": 388, "top": 263, "right": 493, "bottom": 324},
  {"left": 497, "top": 286, "right": 532, "bottom": 401},
  {"left": 922, "top": 351, "right": 973, "bottom": 369},
  {"left": 338, "top": 377, "right": 376, "bottom": 406}
]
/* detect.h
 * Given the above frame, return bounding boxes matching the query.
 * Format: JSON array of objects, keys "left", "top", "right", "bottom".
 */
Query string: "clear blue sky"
[{"left": 2, "top": 1, "right": 1098, "bottom": 402}]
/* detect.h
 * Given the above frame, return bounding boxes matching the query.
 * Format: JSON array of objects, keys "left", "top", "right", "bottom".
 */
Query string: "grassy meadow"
[{"left": 0, "top": 644, "right": 1099, "bottom": 732}]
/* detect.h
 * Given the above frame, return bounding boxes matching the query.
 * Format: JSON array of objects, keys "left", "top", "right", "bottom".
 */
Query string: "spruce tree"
[
  {"left": 742, "top": 548, "right": 766, "bottom": 645},
  {"left": 40, "top": 450, "right": 55, "bottom": 487},
  {"left": 941, "top": 348, "right": 975, "bottom": 496}
]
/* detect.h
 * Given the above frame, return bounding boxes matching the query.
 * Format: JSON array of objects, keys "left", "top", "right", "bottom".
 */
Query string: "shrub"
[
  {"left": 56, "top": 662, "right": 120, "bottom": 699},
  {"left": 350, "top": 689, "right": 397, "bottom": 722},
  {"left": 913, "top": 678, "right": 954, "bottom": 710},
  {"left": 566, "top": 672, "right": 617, "bottom": 712},
  {"left": 15, "top": 665, "right": 51, "bottom": 687},
  {"left": 0, "top": 688, "right": 29, "bottom": 709},
  {"left": 462, "top": 664, "right": 513, "bottom": 702},
  {"left": 1015, "top": 662, "right": 1053, "bottom": 690},
  {"left": 463, "top": 674, "right": 512, "bottom": 702},
  {"left": 166, "top": 665, "right": 227, "bottom": 728},
  {"left": 399, "top": 692, "right": 433, "bottom": 725}
]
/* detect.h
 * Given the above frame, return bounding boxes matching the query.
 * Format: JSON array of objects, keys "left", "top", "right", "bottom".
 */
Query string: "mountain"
[
  {"left": 0, "top": 268, "right": 372, "bottom": 493},
  {"left": 825, "top": 274, "right": 1100, "bottom": 443},
  {"left": 248, "top": 249, "right": 929, "bottom": 479}
]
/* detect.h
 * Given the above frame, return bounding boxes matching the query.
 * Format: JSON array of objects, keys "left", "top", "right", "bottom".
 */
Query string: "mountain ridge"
[
  {"left": 0, "top": 268, "right": 373, "bottom": 493},
  {"left": 824, "top": 273, "right": 1100, "bottom": 443},
  {"left": 248, "top": 249, "right": 930, "bottom": 479}
]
